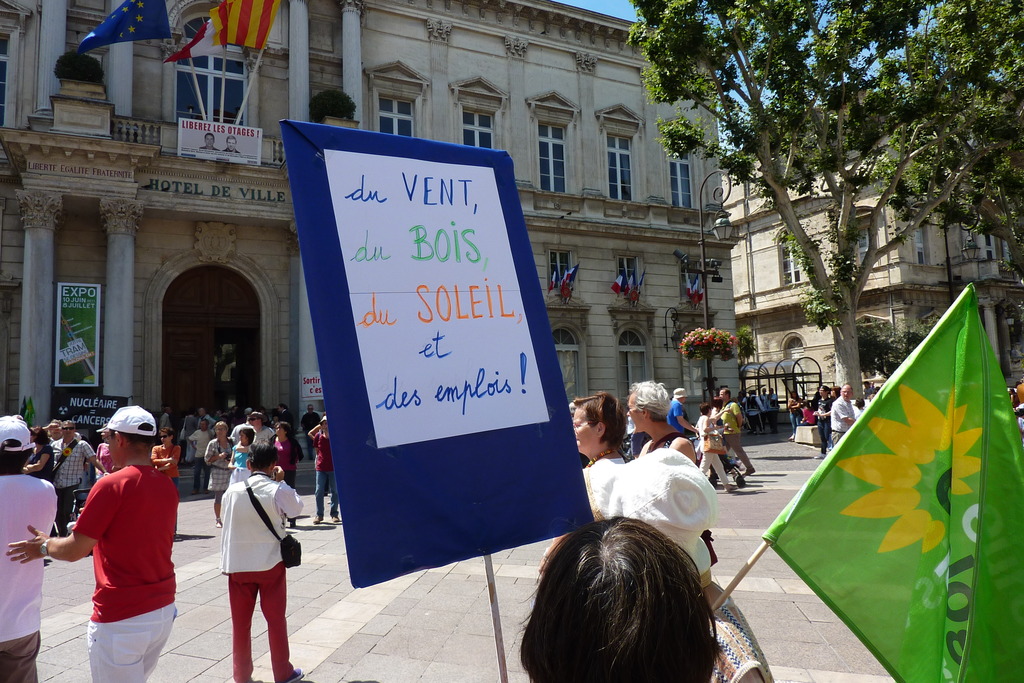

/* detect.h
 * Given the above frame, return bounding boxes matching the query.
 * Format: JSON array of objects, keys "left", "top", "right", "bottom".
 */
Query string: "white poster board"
[{"left": 323, "top": 150, "right": 548, "bottom": 448}]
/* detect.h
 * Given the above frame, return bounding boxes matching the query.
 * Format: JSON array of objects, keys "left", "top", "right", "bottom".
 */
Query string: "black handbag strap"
[{"left": 245, "top": 479, "right": 283, "bottom": 541}]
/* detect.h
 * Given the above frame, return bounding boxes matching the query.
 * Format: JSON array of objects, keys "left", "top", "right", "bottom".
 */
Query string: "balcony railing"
[{"left": 111, "top": 116, "right": 285, "bottom": 166}]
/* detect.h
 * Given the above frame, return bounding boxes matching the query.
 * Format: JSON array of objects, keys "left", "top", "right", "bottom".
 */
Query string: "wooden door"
[{"left": 162, "top": 266, "right": 260, "bottom": 411}]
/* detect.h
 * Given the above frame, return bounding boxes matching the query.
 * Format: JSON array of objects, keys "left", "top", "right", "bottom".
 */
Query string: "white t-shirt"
[{"left": 0, "top": 475, "right": 57, "bottom": 641}]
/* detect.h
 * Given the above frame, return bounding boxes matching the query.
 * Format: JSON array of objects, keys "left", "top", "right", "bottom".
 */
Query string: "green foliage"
[
  {"left": 54, "top": 51, "right": 103, "bottom": 83},
  {"left": 630, "top": 0, "right": 1024, "bottom": 380},
  {"left": 309, "top": 90, "right": 356, "bottom": 122},
  {"left": 735, "top": 325, "right": 756, "bottom": 364},
  {"left": 857, "top": 318, "right": 936, "bottom": 378}
]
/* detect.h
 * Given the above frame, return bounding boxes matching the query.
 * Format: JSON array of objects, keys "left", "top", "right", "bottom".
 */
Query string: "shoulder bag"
[{"left": 244, "top": 480, "right": 301, "bottom": 568}]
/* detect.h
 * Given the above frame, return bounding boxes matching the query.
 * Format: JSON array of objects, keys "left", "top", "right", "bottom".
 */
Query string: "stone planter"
[
  {"left": 51, "top": 79, "right": 113, "bottom": 137},
  {"left": 319, "top": 116, "right": 359, "bottom": 128},
  {"left": 57, "top": 79, "right": 108, "bottom": 100}
]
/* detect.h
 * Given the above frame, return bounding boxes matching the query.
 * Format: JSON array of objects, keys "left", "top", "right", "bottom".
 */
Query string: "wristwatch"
[{"left": 39, "top": 541, "right": 49, "bottom": 558}]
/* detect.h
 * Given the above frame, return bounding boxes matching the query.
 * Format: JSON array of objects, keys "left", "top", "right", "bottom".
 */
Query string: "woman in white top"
[{"left": 696, "top": 401, "right": 738, "bottom": 492}]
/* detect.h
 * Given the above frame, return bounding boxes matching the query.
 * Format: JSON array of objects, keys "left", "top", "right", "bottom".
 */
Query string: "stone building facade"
[
  {"left": 0, "top": 0, "right": 739, "bottom": 421},
  {"left": 730, "top": 189, "right": 1024, "bottom": 388}
]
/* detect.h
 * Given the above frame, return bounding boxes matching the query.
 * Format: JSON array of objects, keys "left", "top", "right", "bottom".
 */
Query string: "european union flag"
[{"left": 78, "top": 0, "right": 171, "bottom": 54}]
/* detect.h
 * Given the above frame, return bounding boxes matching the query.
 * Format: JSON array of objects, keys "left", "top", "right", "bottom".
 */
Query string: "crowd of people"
[
  {"left": 523, "top": 378, "right": 896, "bottom": 681},
  {"left": 3, "top": 380, "right": 888, "bottom": 683},
  {"left": 532, "top": 382, "right": 773, "bottom": 683},
  {"left": 2, "top": 401, "right": 337, "bottom": 683},
  {"left": 785, "top": 383, "right": 873, "bottom": 457}
]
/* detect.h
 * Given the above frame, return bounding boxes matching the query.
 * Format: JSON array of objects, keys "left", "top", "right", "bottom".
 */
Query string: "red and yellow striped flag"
[{"left": 210, "top": 0, "right": 280, "bottom": 50}]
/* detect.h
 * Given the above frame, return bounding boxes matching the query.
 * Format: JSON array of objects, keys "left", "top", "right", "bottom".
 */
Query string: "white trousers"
[{"left": 87, "top": 603, "right": 175, "bottom": 682}]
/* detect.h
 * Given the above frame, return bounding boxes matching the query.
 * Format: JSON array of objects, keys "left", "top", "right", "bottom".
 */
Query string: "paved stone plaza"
[{"left": 30, "top": 434, "right": 894, "bottom": 683}]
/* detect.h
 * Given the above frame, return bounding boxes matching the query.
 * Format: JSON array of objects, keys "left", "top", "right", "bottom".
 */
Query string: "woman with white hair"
[{"left": 629, "top": 381, "right": 697, "bottom": 462}]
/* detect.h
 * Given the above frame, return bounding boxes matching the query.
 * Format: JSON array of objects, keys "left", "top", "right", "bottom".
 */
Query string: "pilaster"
[
  {"left": 16, "top": 190, "right": 62, "bottom": 421},
  {"left": 160, "top": 41, "right": 177, "bottom": 122},
  {"left": 108, "top": 40, "right": 133, "bottom": 116},
  {"left": 426, "top": 19, "right": 451, "bottom": 141},
  {"left": 35, "top": 0, "right": 68, "bottom": 114},
  {"left": 288, "top": 0, "right": 310, "bottom": 121},
  {"left": 246, "top": 52, "right": 264, "bottom": 126},
  {"left": 101, "top": 198, "right": 142, "bottom": 398},
  {"left": 340, "top": 0, "right": 364, "bottom": 123}
]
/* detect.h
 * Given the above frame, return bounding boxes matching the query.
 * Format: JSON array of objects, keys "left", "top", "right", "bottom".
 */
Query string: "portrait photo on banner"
[{"left": 281, "top": 121, "right": 592, "bottom": 587}]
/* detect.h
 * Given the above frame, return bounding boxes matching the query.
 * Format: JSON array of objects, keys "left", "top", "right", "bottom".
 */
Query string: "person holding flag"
[{"left": 78, "top": 0, "right": 171, "bottom": 53}]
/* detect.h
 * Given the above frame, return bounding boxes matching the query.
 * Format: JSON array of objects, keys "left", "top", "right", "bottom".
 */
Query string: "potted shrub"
[
  {"left": 310, "top": 89, "right": 356, "bottom": 126},
  {"left": 54, "top": 51, "right": 106, "bottom": 99}
]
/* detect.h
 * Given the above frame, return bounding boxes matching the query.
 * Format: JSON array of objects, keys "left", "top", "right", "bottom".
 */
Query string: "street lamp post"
[{"left": 695, "top": 170, "right": 734, "bottom": 400}]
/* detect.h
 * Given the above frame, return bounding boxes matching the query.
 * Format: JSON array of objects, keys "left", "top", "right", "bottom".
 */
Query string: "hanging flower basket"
[{"left": 678, "top": 327, "right": 738, "bottom": 361}]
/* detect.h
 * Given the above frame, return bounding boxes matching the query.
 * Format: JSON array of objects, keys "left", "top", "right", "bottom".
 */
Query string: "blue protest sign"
[{"left": 280, "top": 120, "right": 592, "bottom": 587}]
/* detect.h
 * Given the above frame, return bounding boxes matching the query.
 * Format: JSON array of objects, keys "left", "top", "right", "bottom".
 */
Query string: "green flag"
[{"left": 764, "top": 284, "right": 1024, "bottom": 682}]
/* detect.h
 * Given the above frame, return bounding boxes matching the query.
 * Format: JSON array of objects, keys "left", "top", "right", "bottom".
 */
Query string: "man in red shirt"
[{"left": 7, "top": 405, "right": 177, "bottom": 681}]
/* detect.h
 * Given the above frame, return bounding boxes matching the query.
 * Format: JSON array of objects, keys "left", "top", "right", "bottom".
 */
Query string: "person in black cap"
[{"left": 7, "top": 406, "right": 177, "bottom": 681}]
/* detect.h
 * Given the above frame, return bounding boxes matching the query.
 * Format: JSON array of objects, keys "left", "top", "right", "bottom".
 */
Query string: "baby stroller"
[
  {"left": 708, "top": 451, "right": 746, "bottom": 488},
  {"left": 66, "top": 486, "right": 92, "bottom": 533}
]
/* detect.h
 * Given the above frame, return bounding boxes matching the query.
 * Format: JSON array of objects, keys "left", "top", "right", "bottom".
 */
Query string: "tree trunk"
[{"left": 831, "top": 306, "right": 863, "bottom": 387}]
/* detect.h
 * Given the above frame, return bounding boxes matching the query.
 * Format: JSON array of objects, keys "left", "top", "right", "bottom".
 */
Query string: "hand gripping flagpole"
[
  {"left": 711, "top": 540, "right": 769, "bottom": 611},
  {"left": 483, "top": 554, "right": 510, "bottom": 683}
]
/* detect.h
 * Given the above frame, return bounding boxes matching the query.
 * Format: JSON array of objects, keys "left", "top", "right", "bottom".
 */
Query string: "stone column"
[
  {"left": 161, "top": 41, "right": 177, "bottom": 122},
  {"left": 340, "top": 0, "right": 364, "bottom": 122},
  {"left": 246, "top": 52, "right": 263, "bottom": 126},
  {"left": 288, "top": 0, "right": 310, "bottom": 121},
  {"left": 100, "top": 198, "right": 142, "bottom": 398},
  {"left": 108, "top": 40, "right": 133, "bottom": 115},
  {"left": 575, "top": 51, "right": 600, "bottom": 196},
  {"left": 505, "top": 36, "right": 528, "bottom": 182},
  {"left": 36, "top": 0, "right": 69, "bottom": 113},
  {"left": 983, "top": 303, "right": 1001, "bottom": 364},
  {"left": 426, "top": 19, "right": 451, "bottom": 140},
  {"left": 297, "top": 260, "right": 318, "bottom": 387},
  {"left": 16, "top": 191, "right": 62, "bottom": 421},
  {"left": 997, "top": 304, "right": 1013, "bottom": 377}
]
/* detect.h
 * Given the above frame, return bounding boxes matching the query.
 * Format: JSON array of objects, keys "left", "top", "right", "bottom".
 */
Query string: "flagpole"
[
  {"left": 219, "top": 45, "right": 228, "bottom": 123},
  {"left": 234, "top": 46, "right": 265, "bottom": 125},
  {"left": 711, "top": 540, "right": 769, "bottom": 611},
  {"left": 483, "top": 554, "right": 510, "bottom": 683},
  {"left": 186, "top": 58, "right": 209, "bottom": 121}
]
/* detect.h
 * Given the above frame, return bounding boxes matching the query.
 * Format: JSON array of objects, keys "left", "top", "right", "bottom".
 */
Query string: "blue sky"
[{"left": 564, "top": 0, "right": 637, "bottom": 21}]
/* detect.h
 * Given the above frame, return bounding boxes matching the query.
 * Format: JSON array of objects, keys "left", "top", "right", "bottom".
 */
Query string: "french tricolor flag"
[{"left": 611, "top": 269, "right": 626, "bottom": 293}]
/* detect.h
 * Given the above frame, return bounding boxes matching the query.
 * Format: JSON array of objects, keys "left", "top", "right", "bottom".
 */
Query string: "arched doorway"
[{"left": 162, "top": 266, "right": 260, "bottom": 412}]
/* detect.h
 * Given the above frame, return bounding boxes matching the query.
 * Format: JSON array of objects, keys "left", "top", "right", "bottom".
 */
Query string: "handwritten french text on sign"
[
  {"left": 282, "top": 122, "right": 591, "bottom": 587},
  {"left": 324, "top": 152, "right": 547, "bottom": 448}
]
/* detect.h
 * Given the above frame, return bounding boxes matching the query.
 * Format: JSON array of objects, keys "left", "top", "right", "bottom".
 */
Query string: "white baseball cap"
[
  {"left": 102, "top": 406, "right": 157, "bottom": 436},
  {"left": 0, "top": 415, "right": 32, "bottom": 451}
]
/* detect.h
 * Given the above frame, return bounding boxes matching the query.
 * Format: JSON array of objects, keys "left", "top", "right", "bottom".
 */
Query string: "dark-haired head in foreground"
[{"left": 521, "top": 517, "right": 719, "bottom": 683}]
